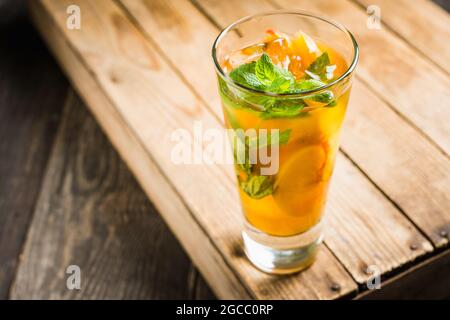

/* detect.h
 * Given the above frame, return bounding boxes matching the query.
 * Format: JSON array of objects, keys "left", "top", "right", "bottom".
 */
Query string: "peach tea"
[{"left": 213, "top": 12, "right": 358, "bottom": 274}]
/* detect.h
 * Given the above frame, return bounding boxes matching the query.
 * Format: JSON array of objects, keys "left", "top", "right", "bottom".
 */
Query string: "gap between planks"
[
  {"left": 351, "top": 0, "right": 450, "bottom": 75},
  {"left": 10, "top": 89, "right": 214, "bottom": 299}
]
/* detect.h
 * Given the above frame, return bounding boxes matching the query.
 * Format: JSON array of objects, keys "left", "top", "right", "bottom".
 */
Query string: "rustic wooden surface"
[
  {"left": 195, "top": 0, "right": 450, "bottom": 247},
  {"left": 28, "top": 0, "right": 359, "bottom": 300},
  {"left": 0, "top": 0, "right": 213, "bottom": 299},
  {"left": 0, "top": 0, "right": 449, "bottom": 299},
  {"left": 122, "top": 0, "right": 440, "bottom": 287},
  {"left": 11, "top": 91, "right": 213, "bottom": 299},
  {"left": 0, "top": 6, "right": 68, "bottom": 299}
]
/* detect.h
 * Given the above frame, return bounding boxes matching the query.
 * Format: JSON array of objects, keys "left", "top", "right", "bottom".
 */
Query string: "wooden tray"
[{"left": 29, "top": 0, "right": 450, "bottom": 299}]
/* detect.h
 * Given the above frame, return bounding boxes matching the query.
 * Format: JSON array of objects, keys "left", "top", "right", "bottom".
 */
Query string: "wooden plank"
[
  {"left": 355, "top": 0, "right": 450, "bottom": 74},
  {"left": 358, "top": 249, "right": 450, "bottom": 299},
  {"left": 202, "top": 0, "right": 450, "bottom": 156},
  {"left": 0, "top": 9, "right": 68, "bottom": 298},
  {"left": 326, "top": 154, "right": 433, "bottom": 283},
  {"left": 28, "top": 0, "right": 249, "bottom": 300},
  {"left": 119, "top": 0, "right": 221, "bottom": 116},
  {"left": 195, "top": 0, "right": 450, "bottom": 247},
  {"left": 342, "top": 80, "right": 450, "bottom": 246},
  {"left": 121, "top": 0, "right": 435, "bottom": 289},
  {"left": 271, "top": 0, "right": 450, "bottom": 247},
  {"left": 10, "top": 91, "right": 214, "bottom": 299},
  {"left": 29, "top": 0, "right": 357, "bottom": 299},
  {"left": 155, "top": 0, "right": 439, "bottom": 284}
]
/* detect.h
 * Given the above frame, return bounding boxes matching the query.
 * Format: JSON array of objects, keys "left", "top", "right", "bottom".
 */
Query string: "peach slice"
[
  {"left": 273, "top": 144, "right": 330, "bottom": 217},
  {"left": 290, "top": 32, "right": 322, "bottom": 71}
]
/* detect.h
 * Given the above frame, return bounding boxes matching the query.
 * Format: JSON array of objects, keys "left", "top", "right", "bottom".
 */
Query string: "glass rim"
[{"left": 212, "top": 10, "right": 359, "bottom": 98}]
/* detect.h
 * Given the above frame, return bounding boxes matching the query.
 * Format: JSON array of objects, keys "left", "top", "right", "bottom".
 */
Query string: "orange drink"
[{"left": 213, "top": 11, "right": 358, "bottom": 273}]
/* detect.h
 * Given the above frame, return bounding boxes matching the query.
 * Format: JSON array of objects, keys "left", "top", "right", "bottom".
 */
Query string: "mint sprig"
[
  {"left": 304, "top": 91, "right": 335, "bottom": 103},
  {"left": 254, "top": 53, "right": 278, "bottom": 85},
  {"left": 247, "top": 129, "right": 292, "bottom": 149},
  {"left": 226, "top": 52, "right": 336, "bottom": 119},
  {"left": 260, "top": 100, "right": 307, "bottom": 119},
  {"left": 289, "top": 79, "right": 326, "bottom": 93},
  {"left": 233, "top": 129, "right": 291, "bottom": 199},
  {"left": 230, "top": 53, "right": 295, "bottom": 93},
  {"left": 240, "top": 175, "right": 274, "bottom": 199}
]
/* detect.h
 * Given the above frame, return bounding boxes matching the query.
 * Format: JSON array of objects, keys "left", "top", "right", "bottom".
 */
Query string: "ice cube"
[{"left": 227, "top": 43, "right": 265, "bottom": 69}]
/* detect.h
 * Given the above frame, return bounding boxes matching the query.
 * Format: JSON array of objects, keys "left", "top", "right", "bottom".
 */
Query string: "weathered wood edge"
[
  {"left": 115, "top": 0, "right": 432, "bottom": 286},
  {"left": 10, "top": 90, "right": 214, "bottom": 299},
  {"left": 29, "top": 0, "right": 361, "bottom": 300},
  {"left": 0, "top": 11, "right": 69, "bottom": 298},
  {"left": 27, "top": 0, "right": 450, "bottom": 298},
  {"left": 28, "top": 0, "right": 254, "bottom": 300},
  {"left": 357, "top": 248, "right": 450, "bottom": 299},
  {"left": 185, "top": 0, "right": 447, "bottom": 290}
]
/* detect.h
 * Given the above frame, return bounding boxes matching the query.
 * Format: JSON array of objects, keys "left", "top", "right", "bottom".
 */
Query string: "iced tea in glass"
[{"left": 212, "top": 11, "right": 358, "bottom": 274}]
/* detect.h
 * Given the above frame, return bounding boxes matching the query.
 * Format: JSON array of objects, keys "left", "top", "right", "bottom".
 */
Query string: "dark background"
[
  {"left": 0, "top": 0, "right": 448, "bottom": 299},
  {"left": 0, "top": 0, "right": 213, "bottom": 299}
]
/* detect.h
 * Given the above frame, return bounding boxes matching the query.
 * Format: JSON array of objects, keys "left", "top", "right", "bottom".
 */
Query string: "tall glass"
[{"left": 212, "top": 11, "right": 358, "bottom": 274}]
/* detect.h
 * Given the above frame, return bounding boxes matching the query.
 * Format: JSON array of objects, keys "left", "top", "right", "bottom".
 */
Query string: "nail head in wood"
[{"left": 331, "top": 283, "right": 341, "bottom": 292}]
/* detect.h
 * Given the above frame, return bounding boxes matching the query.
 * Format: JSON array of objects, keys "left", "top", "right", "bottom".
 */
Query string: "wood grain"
[
  {"left": 156, "top": 0, "right": 438, "bottom": 283},
  {"left": 355, "top": 0, "right": 450, "bottom": 74},
  {"left": 270, "top": 0, "right": 450, "bottom": 246},
  {"left": 0, "top": 12, "right": 68, "bottom": 298},
  {"left": 3, "top": 0, "right": 446, "bottom": 300},
  {"left": 118, "top": 0, "right": 221, "bottom": 116},
  {"left": 29, "top": 0, "right": 357, "bottom": 299},
  {"left": 10, "top": 91, "right": 214, "bottom": 299},
  {"left": 200, "top": 0, "right": 450, "bottom": 156},
  {"left": 195, "top": 0, "right": 450, "bottom": 246},
  {"left": 29, "top": 0, "right": 249, "bottom": 300},
  {"left": 122, "top": 0, "right": 432, "bottom": 283}
]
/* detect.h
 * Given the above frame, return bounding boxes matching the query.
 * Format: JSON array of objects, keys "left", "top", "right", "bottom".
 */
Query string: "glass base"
[{"left": 242, "top": 221, "right": 323, "bottom": 274}]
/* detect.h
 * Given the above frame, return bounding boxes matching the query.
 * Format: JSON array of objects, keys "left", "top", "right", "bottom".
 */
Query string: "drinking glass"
[{"left": 212, "top": 11, "right": 358, "bottom": 274}]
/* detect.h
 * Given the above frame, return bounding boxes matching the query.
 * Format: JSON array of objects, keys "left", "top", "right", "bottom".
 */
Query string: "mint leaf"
[
  {"left": 230, "top": 61, "right": 256, "bottom": 77},
  {"left": 255, "top": 53, "right": 277, "bottom": 84},
  {"left": 306, "top": 52, "right": 330, "bottom": 80},
  {"left": 326, "top": 100, "right": 338, "bottom": 107},
  {"left": 278, "top": 129, "right": 292, "bottom": 145},
  {"left": 305, "top": 90, "right": 334, "bottom": 103},
  {"left": 289, "top": 79, "right": 326, "bottom": 93},
  {"left": 260, "top": 99, "right": 306, "bottom": 119},
  {"left": 230, "top": 61, "right": 264, "bottom": 90},
  {"left": 269, "top": 76, "right": 292, "bottom": 93},
  {"left": 247, "top": 129, "right": 291, "bottom": 149},
  {"left": 230, "top": 54, "right": 294, "bottom": 93},
  {"left": 226, "top": 52, "right": 335, "bottom": 118},
  {"left": 232, "top": 134, "right": 252, "bottom": 175},
  {"left": 240, "top": 175, "right": 274, "bottom": 199},
  {"left": 241, "top": 73, "right": 265, "bottom": 90}
]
